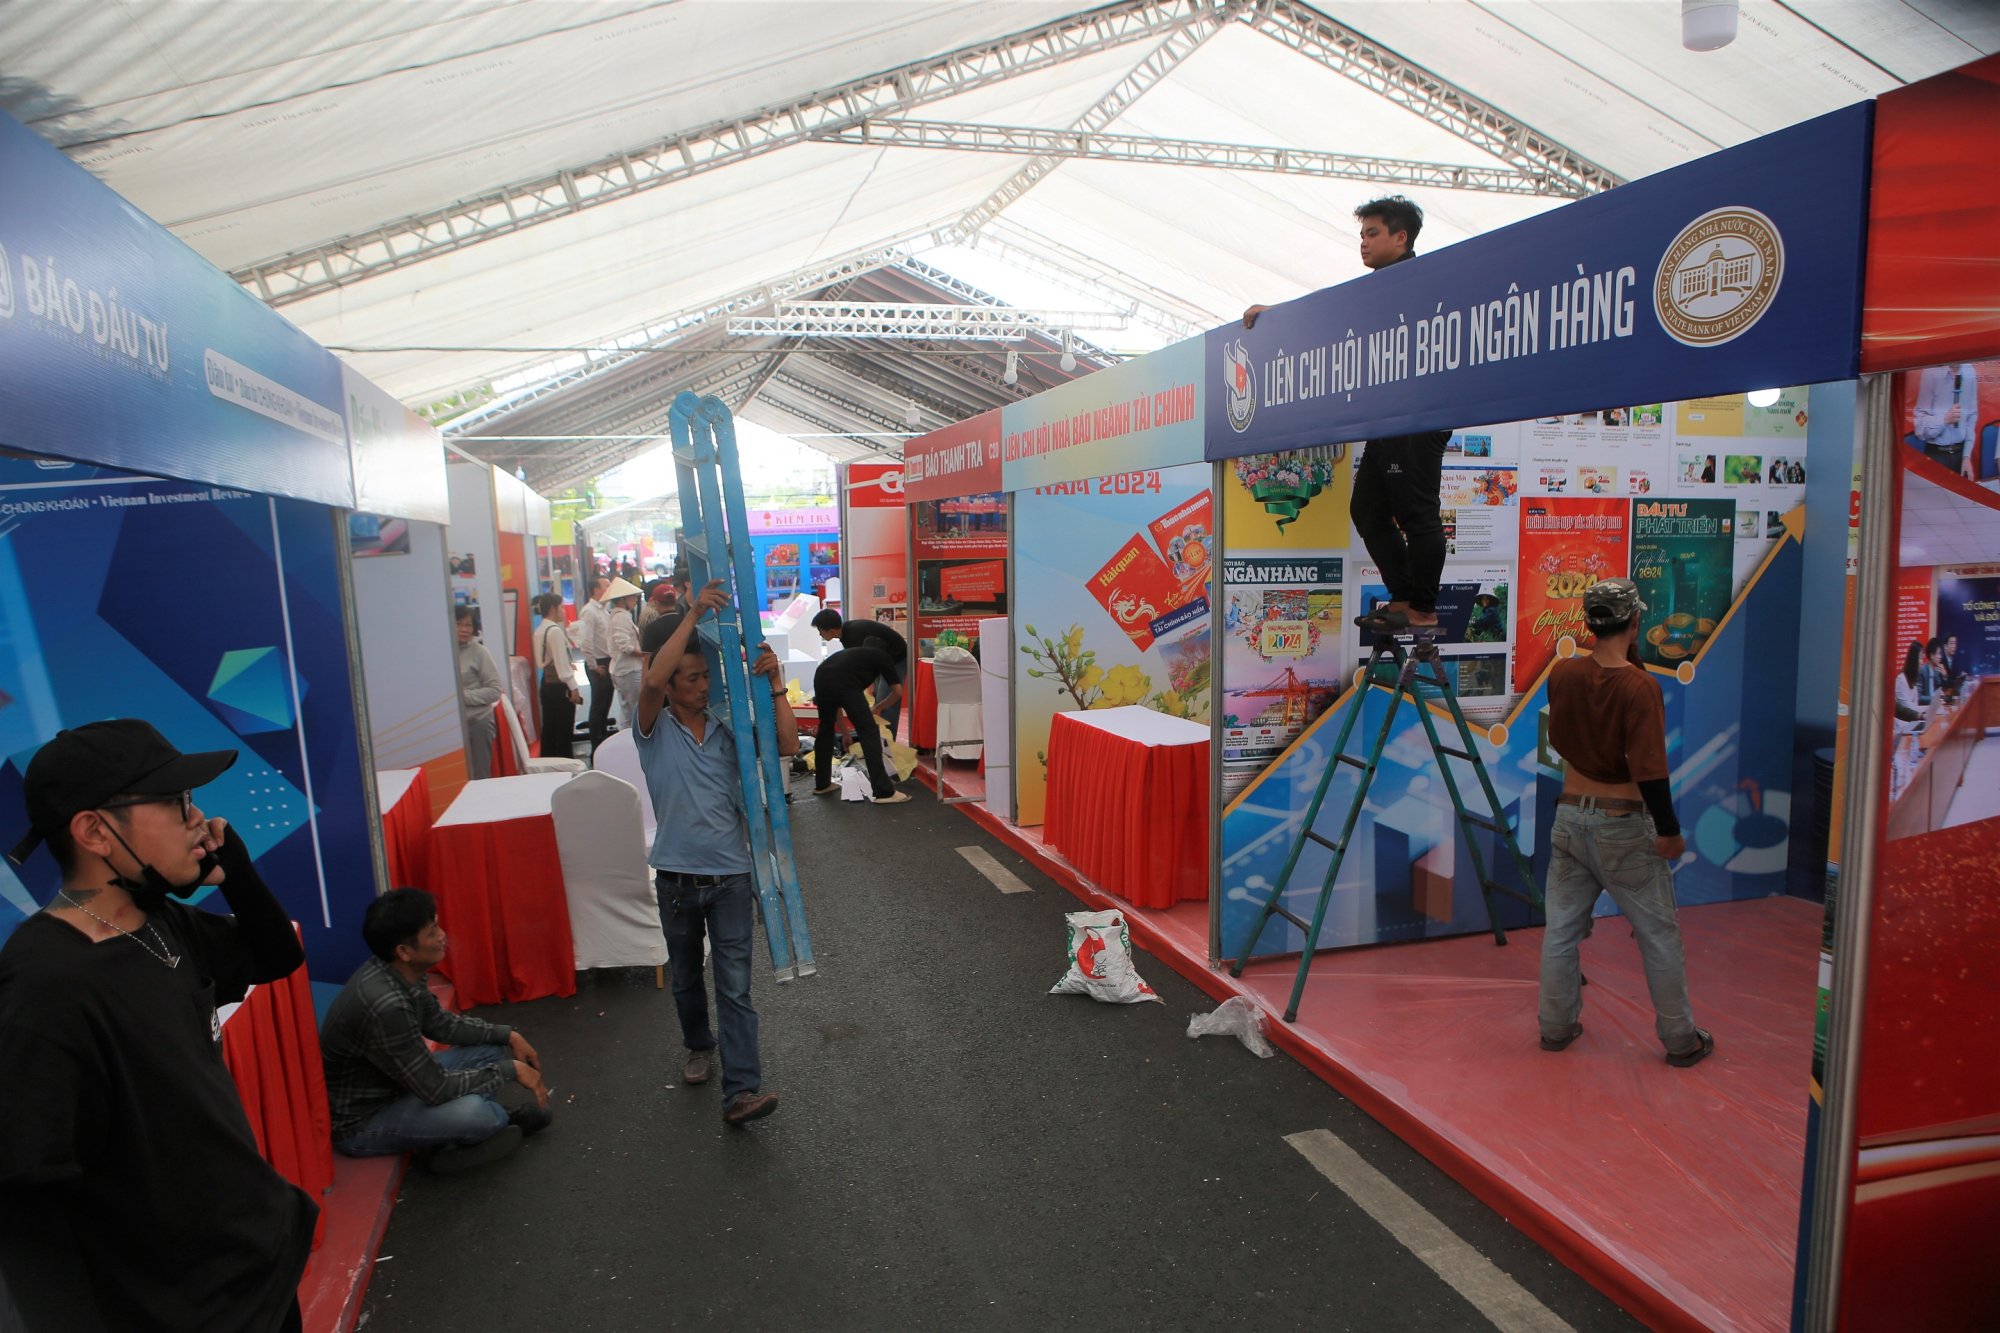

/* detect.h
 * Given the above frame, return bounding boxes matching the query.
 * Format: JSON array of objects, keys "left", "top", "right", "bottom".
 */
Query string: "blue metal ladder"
[
  {"left": 668, "top": 392, "right": 815, "bottom": 981},
  {"left": 1228, "top": 631, "right": 1539, "bottom": 1021}
]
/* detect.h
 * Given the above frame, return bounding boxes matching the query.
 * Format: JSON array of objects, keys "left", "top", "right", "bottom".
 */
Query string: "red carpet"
[{"left": 937, "top": 765, "right": 1817, "bottom": 1333}]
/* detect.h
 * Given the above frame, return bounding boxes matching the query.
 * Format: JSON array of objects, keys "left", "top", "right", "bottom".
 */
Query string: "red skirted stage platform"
[{"left": 933, "top": 758, "right": 1819, "bottom": 1333}]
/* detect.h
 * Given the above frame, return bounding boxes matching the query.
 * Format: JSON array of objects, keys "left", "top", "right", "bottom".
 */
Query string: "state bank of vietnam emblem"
[
  {"left": 1654, "top": 206, "right": 1784, "bottom": 348},
  {"left": 1223, "top": 338, "right": 1256, "bottom": 432}
]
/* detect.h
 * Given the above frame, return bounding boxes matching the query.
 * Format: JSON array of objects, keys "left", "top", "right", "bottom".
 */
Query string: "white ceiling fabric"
[{"left": 5, "top": 0, "right": 1996, "bottom": 468}]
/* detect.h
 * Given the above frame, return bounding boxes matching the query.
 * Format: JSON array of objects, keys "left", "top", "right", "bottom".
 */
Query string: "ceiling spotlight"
[
  {"left": 1745, "top": 387, "right": 1781, "bottom": 408},
  {"left": 904, "top": 399, "right": 922, "bottom": 428},
  {"left": 1682, "top": 0, "right": 1738, "bottom": 51},
  {"left": 1003, "top": 348, "right": 1020, "bottom": 386},
  {"left": 1058, "top": 330, "right": 1078, "bottom": 374}
]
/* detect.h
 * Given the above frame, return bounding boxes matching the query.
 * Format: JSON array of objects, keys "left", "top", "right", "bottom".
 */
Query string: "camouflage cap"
[{"left": 1582, "top": 577, "right": 1646, "bottom": 628}]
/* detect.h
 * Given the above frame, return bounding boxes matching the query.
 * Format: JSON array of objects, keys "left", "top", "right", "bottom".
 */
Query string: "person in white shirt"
[
  {"left": 575, "top": 576, "right": 613, "bottom": 758},
  {"left": 1911, "top": 363, "right": 1981, "bottom": 479},
  {"left": 603, "top": 577, "right": 646, "bottom": 733},
  {"left": 456, "top": 606, "right": 504, "bottom": 780},
  {"left": 532, "top": 592, "right": 582, "bottom": 762}
]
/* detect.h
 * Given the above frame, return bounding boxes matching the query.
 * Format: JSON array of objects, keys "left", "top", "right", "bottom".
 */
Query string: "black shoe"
[
  {"left": 1540, "top": 1022, "right": 1583, "bottom": 1052},
  {"left": 722, "top": 1090, "right": 779, "bottom": 1125},
  {"left": 1666, "top": 1029, "right": 1715, "bottom": 1067},
  {"left": 509, "top": 1102, "right": 554, "bottom": 1136},
  {"left": 425, "top": 1124, "right": 524, "bottom": 1174}
]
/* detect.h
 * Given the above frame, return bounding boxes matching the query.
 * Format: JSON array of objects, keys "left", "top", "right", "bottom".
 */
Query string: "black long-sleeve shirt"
[{"left": 0, "top": 827, "right": 315, "bottom": 1332}]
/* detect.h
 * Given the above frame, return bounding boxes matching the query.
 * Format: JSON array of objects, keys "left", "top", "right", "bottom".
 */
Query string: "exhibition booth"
[
  {"left": 905, "top": 58, "right": 2000, "bottom": 1332},
  {"left": 0, "top": 104, "right": 566, "bottom": 1304}
]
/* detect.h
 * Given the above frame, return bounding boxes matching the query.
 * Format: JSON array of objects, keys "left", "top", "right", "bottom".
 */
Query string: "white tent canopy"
[{"left": 7, "top": 0, "right": 1995, "bottom": 488}]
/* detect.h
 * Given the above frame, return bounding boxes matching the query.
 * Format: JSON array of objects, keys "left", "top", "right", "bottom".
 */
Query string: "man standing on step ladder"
[
  {"left": 1245, "top": 195, "right": 1451, "bottom": 634},
  {"left": 1537, "top": 578, "right": 1713, "bottom": 1068}
]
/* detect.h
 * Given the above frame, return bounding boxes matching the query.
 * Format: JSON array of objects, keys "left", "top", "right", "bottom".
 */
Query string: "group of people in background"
[
  {"left": 1891, "top": 634, "right": 1966, "bottom": 797},
  {"left": 458, "top": 568, "right": 693, "bottom": 779}
]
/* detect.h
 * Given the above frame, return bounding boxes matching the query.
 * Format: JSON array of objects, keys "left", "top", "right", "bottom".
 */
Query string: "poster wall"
[
  {"left": 840, "top": 461, "right": 906, "bottom": 630},
  {"left": 1012, "top": 464, "right": 1213, "bottom": 826},
  {"left": 911, "top": 493, "right": 1007, "bottom": 655},
  {"left": 1218, "top": 387, "right": 1822, "bottom": 956},
  {"left": 1836, "top": 428, "right": 2000, "bottom": 1327},
  {"left": 0, "top": 454, "right": 379, "bottom": 981}
]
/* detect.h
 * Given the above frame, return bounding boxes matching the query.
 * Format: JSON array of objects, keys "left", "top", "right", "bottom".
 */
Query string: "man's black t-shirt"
[
  {"left": 838, "top": 621, "right": 907, "bottom": 678},
  {"left": 815, "top": 645, "right": 897, "bottom": 695},
  {"left": 0, "top": 902, "right": 317, "bottom": 1332}
]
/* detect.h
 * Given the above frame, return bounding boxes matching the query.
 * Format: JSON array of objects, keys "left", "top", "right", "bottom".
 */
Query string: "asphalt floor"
[{"left": 358, "top": 778, "right": 1640, "bottom": 1332}]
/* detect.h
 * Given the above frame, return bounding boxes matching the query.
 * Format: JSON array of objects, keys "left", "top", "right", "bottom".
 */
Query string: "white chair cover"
[
  {"left": 498, "top": 692, "right": 587, "bottom": 776},
  {"left": 590, "top": 727, "right": 655, "bottom": 847},
  {"left": 508, "top": 654, "right": 535, "bottom": 735},
  {"left": 550, "top": 771, "right": 668, "bottom": 972},
  {"left": 931, "top": 651, "right": 984, "bottom": 763}
]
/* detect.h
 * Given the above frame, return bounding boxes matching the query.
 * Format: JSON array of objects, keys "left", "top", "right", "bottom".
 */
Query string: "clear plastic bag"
[{"left": 1186, "top": 995, "right": 1275, "bottom": 1058}]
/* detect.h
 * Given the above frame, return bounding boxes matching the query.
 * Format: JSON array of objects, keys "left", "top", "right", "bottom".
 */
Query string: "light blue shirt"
[{"left": 633, "top": 704, "right": 752, "bottom": 875}]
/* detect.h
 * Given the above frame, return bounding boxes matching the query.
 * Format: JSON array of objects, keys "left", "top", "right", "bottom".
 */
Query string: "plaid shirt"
[{"left": 320, "top": 957, "right": 515, "bottom": 1141}]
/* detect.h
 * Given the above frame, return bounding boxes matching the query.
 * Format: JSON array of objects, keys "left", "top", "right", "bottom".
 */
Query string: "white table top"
[
  {"left": 377, "top": 767, "right": 423, "bottom": 813},
  {"left": 1057, "top": 705, "right": 1208, "bottom": 748},
  {"left": 435, "top": 772, "right": 576, "bottom": 827}
]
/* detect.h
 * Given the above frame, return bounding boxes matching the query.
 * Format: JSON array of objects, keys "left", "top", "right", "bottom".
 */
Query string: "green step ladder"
[{"left": 1229, "top": 630, "right": 1542, "bottom": 1022}]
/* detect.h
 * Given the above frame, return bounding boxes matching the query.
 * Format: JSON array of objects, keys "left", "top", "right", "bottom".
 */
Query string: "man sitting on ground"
[{"left": 321, "top": 887, "right": 552, "bottom": 1173}]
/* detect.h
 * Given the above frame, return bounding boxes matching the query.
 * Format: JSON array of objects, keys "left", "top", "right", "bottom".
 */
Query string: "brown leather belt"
[{"left": 1557, "top": 794, "right": 1645, "bottom": 814}]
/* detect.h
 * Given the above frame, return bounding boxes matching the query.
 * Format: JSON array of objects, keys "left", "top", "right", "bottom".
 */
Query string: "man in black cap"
[
  {"left": 1538, "top": 579, "right": 1712, "bottom": 1068},
  {"left": 0, "top": 720, "right": 317, "bottom": 1331},
  {"left": 811, "top": 644, "right": 909, "bottom": 804}
]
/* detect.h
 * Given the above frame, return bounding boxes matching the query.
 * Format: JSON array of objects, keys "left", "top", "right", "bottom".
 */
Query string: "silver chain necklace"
[{"left": 56, "top": 892, "right": 182, "bottom": 969}]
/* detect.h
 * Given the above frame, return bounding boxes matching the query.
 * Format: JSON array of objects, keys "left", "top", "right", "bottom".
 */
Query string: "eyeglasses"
[{"left": 99, "top": 791, "right": 195, "bottom": 822}]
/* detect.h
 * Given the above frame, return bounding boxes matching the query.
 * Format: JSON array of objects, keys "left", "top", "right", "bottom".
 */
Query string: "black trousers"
[
  {"left": 1351, "top": 430, "right": 1451, "bottom": 613},
  {"left": 814, "top": 686, "right": 895, "bottom": 798},
  {"left": 587, "top": 658, "right": 614, "bottom": 756},
  {"left": 539, "top": 674, "right": 577, "bottom": 761}
]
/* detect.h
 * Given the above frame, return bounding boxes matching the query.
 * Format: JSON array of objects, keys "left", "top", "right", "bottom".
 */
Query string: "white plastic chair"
[
  {"left": 550, "top": 771, "right": 667, "bottom": 982},
  {"left": 931, "top": 649, "right": 984, "bottom": 764},
  {"left": 497, "top": 692, "right": 587, "bottom": 776},
  {"left": 590, "top": 727, "right": 655, "bottom": 848},
  {"left": 507, "top": 654, "right": 535, "bottom": 737}
]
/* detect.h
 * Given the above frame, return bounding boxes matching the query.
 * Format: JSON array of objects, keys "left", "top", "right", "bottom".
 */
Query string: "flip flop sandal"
[
  {"left": 1354, "top": 607, "right": 1411, "bottom": 632},
  {"left": 1666, "top": 1029, "right": 1715, "bottom": 1067},
  {"left": 1540, "top": 1022, "right": 1583, "bottom": 1052}
]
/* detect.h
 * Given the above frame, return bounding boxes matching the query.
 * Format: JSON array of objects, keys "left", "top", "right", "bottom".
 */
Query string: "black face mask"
[{"left": 101, "top": 820, "right": 217, "bottom": 913}]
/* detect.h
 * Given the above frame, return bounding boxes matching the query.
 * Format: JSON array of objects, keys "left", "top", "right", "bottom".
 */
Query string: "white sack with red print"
[{"left": 1049, "top": 909, "right": 1160, "bottom": 1004}]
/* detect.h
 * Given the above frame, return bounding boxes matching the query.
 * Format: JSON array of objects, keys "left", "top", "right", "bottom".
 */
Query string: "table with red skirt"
[
  {"left": 430, "top": 772, "right": 578, "bottom": 1006},
  {"left": 1043, "top": 706, "right": 1210, "bottom": 908},
  {"left": 377, "top": 766, "right": 434, "bottom": 890},
  {"left": 908, "top": 657, "right": 937, "bottom": 749},
  {"left": 219, "top": 938, "right": 333, "bottom": 1248}
]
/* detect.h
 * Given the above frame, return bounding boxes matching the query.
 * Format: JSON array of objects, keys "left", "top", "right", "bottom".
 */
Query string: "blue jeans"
[
  {"left": 334, "top": 1045, "right": 511, "bottom": 1156},
  {"left": 1538, "top": 805, "right": 1698, "bottom": 1051},
  {"left": 658, "top": 872, "right": 762, "bottom": 1100}
]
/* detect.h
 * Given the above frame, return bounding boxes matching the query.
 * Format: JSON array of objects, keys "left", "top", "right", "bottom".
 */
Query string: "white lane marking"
[
  {"left": 1284, "top": 1129, "right": 1576, "bottom": 1333},
  {"left": 957, "top": 845, "right": 1033, "bottom": 895}
]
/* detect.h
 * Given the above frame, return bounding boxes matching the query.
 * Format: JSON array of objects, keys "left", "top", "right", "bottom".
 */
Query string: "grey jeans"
[{"left": 1538, "top": 803, "right": 1698, "bottom": 1051}]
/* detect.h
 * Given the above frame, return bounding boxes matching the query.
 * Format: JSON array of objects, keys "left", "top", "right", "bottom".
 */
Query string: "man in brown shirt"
[{"left": 1539, "top": 578, "right": 1712, "bottom": 1067}]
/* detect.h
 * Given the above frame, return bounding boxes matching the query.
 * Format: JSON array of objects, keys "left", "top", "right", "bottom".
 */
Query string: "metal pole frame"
[{"left": 1802, "top": 376, "right": 1896, "bottom": 1329}]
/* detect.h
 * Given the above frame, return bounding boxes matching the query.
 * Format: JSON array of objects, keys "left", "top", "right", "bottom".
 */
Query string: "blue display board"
[
  {"left": 0, "top": 111, "right": 355, "bottom": 508},
  {"left": 1204, "top": 104, "right": 1872, "bottom": 457},
  {"left": 0, "top": 454, "right": 378, "bottom": 981}
]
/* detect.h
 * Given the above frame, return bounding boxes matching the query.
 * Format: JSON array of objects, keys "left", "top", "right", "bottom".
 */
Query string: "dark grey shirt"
[{"left": 320, "top": 956, "right": 514, "bottom": 1140}]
